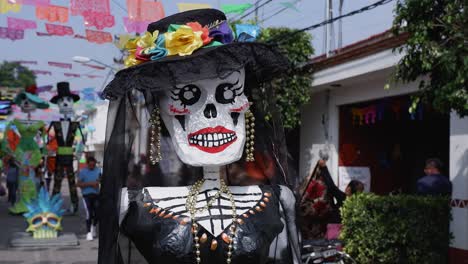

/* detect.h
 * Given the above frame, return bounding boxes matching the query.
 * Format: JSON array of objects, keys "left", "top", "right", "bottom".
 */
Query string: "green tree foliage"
[
  {"left": 0, "top": 61, "right": 36, "bottom": 88},
  {"left": 341, "top": 193, "right": 451, "bottom": 264},
  {"left": 258, "top": 28, "right": 314, "bottom": 129},
  {"left": 392, "top": 0, "right": 468, "bottom": 116}
]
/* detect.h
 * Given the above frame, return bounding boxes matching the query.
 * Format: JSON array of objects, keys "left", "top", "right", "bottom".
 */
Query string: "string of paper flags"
[
  {"left": 31, "top": 70, "right": 103, "bottom": 79},
  {"left": 1, "top": 1, "right": 300, "bottom": 83},
  {"left": 351, "top": 98, "right": 424, "bottom": 126},
  {"left": 11, "top": 60, "right": 106, "bottom": 78},
  {"left": 1, "top": 1, "right": 301, "bottom": 40}
]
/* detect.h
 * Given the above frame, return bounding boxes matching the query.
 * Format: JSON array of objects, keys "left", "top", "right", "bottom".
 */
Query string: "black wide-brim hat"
[
  {"left": 102, "top": 9, "right": 290, "bottom": 99},
  {"left": 50, "top": 81, "right": 80, "bottom": 104}
]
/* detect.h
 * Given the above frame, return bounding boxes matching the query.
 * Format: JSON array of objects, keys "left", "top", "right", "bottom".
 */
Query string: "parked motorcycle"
[{"left": 301, "top": 239, "right": 356, "bottom": 264}]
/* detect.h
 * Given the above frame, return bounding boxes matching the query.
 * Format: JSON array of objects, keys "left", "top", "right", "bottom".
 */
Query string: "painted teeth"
[{"left": 189, "top": 133, "right": 237, "bottom": 148}]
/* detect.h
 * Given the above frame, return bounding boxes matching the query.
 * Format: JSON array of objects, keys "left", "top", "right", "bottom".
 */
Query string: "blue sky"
[{"left": 0, "top": 0, "right": 396, "bottom": 95}]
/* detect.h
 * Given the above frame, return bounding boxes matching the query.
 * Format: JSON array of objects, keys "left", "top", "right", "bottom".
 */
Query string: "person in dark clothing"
[
  {"left": 345, "top": 180, "right": 365, "bottom": 197},
  {"left": 298, "top": 158, "right": 368, "bottom": 240},
  {"left": 318, "top": 161, "right": 347, "bottom": 222},
  {"left": 297, "top": 159, "right": 347, "bottom": 239},
  {"left": 416, "top": 158, "right": 452, "bottom": 196},
  {"left": 6, "top": 159, "right": 19, "bottom": 206},
  {"left": 77, "top": 157, "right": 101, "bottom": 241}
]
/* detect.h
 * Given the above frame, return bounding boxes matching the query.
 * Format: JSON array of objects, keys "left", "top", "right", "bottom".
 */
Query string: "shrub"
[{"left": 340, "top": 193, "right": 451, "bottom": 264}]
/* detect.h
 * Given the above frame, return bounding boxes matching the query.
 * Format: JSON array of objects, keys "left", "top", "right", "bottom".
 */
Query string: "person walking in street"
[
  {"left": 77, "top": 157, "right": 101, "bottom": 241},
  {"left": 417, "top": 158, "right": 452, "bottom": 196},
  {"left": 6, "top": 158, "right": 19, "bottom": 206}
]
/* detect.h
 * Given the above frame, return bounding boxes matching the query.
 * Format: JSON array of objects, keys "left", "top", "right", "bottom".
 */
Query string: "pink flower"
[
  {"left": 135, "top": 46, "right": 150, "bottom": 61},
  {"left": 186, "top": 22, "right": 212, "bottom": 45}
]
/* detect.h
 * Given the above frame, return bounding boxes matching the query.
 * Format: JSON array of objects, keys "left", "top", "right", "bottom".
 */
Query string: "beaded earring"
[
  {"left": 149, "top": 107, "right": 162, "bottom": 165},
  {"left": 245, "top": 110, "right": 255, "bottom": 162}
]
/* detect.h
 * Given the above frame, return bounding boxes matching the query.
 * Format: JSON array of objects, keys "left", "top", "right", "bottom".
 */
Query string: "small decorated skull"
[
  {"left": 24, "top": 187, "right": 65, "bottom": 239},
  {"left": 57, "top": 96, "right": 75, "bottom": 116},
  {"left": 160, "top": 69, "right": 250, "bottom": 166},
  {"left": 26, "top": 212, "right": 62, "bottom": 239}
]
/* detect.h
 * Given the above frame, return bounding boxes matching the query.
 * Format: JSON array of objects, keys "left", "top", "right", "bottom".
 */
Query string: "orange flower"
[{"left": 186, "top": 22, "right": 212, "bottom": 45}]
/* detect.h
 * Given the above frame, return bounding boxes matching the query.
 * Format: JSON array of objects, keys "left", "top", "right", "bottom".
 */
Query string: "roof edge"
[{"left": 306, "top": 30, "right": 409, "bottom": 72}]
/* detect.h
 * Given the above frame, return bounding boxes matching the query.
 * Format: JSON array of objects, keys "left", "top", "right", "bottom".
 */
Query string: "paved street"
[{"left": 0, "top": 177, "right": 98, "bottom": 264}]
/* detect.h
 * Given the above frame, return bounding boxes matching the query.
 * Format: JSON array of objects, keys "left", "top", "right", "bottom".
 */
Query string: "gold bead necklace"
[{"left": 186, "top": 179, "right": 237, "bottom": 264}]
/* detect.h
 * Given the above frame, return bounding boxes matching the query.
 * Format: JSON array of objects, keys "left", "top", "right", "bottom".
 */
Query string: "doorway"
[{"left": 338, "top": 94, "right": 449, "bottom": 194}]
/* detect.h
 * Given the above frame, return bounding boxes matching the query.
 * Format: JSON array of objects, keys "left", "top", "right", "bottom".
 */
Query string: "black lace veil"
[{"left": 98, "top": 40, "right": 301, "bottom": 263}]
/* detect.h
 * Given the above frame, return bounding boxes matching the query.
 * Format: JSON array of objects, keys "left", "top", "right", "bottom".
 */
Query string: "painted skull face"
[
  {"left": 24, "top": 188, "right": 65, "bottom": 239},
  {"left": 26, "top": 212, "right": 62, "bottom": 239},
  {"left": 160, "top": 69, "right": 250, "bottom": 166},
  {"left": 20, "top": 98, "right": 37, "bottom": 113},
  {"left": 57, "top": 96, "right": 75, "bottom": 115}
]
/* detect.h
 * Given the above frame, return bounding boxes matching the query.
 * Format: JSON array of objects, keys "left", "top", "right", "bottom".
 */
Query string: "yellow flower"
[
  {"left": 124, "top": 53, "right": 141, "bottom": 68},
  {"left": 115, "top": 34, "right": 133, "bottom": 50},
  {"left": 124, "top": 38, "right": 141, "bottom": 67},
  {"left": 137, "top": 31, "right": 159, "bottom": 54},
  {"left": 124, "top": 37, "right": 138, "bottom": 51},
  {"left": 164, "top": 25, "right": 203, "bottom": 56},
  {"left": 123, "top": 31, "right": 160, "bottom": 67}
]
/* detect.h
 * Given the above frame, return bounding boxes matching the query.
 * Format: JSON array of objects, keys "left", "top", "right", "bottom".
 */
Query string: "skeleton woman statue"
[
  {"left": 47, "top": 82, "right": 85, "bottom": 214},
  {"left": 2, "top": 86, "right": 49, "bottom": 214},
  {"left": 99, "top": 9, "right": 300, "bottom": 264}
]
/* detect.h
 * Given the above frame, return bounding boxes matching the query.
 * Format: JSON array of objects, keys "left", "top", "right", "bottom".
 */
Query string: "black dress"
[{"left": 120, "top": 185, "right": 301, "bottom": 264}]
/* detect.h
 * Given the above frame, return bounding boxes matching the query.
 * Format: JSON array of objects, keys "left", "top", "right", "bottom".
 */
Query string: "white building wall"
[
  {"left": 85, "top": 102, "right": 108, "bottom": 164},
  {"left": 312, "top": 49, "right": 404, "bottom": 88},
  {"left": 449, "top": 114, "right": 468, "bottom": 251},
  {"left": 299, "top": 91, "right": 333, "bottom": 182}
]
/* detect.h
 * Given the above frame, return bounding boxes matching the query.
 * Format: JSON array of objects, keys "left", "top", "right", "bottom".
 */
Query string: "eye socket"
[
  {"left": 47, "top": 217, "right": 59, "bottom": 225},
  {"left": 215, "top": 81, "right": 243, "bottom": 104},
  {"left": 171, "top": 84, "right": 201, "bottom": 107},
  {"left": 31, "top": 216, "right": 43, "bottom": 225}
]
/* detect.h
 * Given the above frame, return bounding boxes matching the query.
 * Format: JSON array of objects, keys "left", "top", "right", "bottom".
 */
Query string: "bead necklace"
[
  {"left": 186, "top": 179, "right": 224, "bottom": 215},
  {"left": 186, "top": 179, "right": 237, "bottom": 264}
]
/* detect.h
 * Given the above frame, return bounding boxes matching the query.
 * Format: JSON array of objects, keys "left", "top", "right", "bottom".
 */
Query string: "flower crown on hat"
[{"left": 124, "top": 20, "right": 259, "bottom": 68}]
